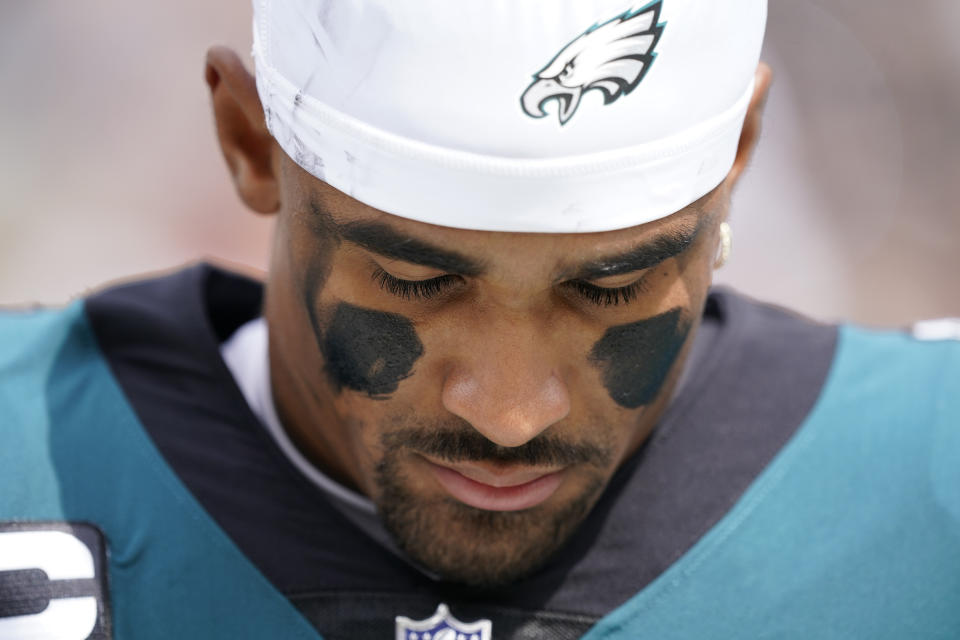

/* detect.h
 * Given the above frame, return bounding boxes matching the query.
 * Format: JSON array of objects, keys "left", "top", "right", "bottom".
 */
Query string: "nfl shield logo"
[{"left": 395, "top": 603, "right": 492, "bottom": 640}]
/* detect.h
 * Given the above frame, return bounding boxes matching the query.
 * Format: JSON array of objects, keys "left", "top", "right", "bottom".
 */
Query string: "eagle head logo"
[{"left": 521, "top": 1, "right": 665, "bottom": 125}]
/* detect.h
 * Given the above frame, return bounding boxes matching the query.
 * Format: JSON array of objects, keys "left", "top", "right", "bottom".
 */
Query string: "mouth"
[{"left": 422, "top": 456, "right": 566, "bottom": 512}]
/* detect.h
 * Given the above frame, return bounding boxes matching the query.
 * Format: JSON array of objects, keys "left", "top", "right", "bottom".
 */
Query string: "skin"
[{"left": 205, "top": 46, "right": 772, "bottom": 587}]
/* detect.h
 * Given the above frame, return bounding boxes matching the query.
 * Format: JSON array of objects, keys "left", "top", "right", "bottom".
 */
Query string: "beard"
[{"left": 373, "top": 424, "right": 613, "bottom": 588}]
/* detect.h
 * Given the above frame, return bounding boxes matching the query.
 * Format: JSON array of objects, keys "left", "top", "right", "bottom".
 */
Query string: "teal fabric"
[
  {"left": 4, "top": 305, "right": 959, "bottom": 639},
  {"left": 585, "top": 325, "right": 960, "bottom": 639},
  {"left": 0, "top": 304, "right": 322, "bottom": 639}
]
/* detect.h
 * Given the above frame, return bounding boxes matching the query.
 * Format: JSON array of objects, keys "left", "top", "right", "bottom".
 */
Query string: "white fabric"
[
  {"left": 0, "top": 530, "right": 95, "bottom": 580},
  {"left": 252, "top": 0, "right": 767, "bottom": 232},
  {"left": 0, "top": 530, "right": 98, "bottom": 639},
  {"left": 0, "top": 600, "right": 98, "bottom": 640},
  {"left": 912, "top": 318, "right": 960, "bottom": 342},
  {"left": 220, "top": 317, "right": 376, "bottom": 515}
]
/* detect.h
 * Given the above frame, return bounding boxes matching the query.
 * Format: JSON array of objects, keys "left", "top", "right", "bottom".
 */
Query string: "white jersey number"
[{"left": 0, "top": 529, "right": 99, "bottom": 640}]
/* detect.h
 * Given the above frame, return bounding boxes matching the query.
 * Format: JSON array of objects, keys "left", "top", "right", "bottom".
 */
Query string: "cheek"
[
  {"left": 588, "top": 307, "right": 691, "bottom": 409},
  {"left": 319, "top": 302, "right": 425, "bottom": 397}
]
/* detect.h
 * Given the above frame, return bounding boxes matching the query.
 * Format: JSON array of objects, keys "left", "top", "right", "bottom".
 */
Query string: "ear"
[
  {"left": 205, "top": 46, "right": 279, "bottom": 214},
  {"left": 726, "top": 62, "right": 773, "bottom": 188}
]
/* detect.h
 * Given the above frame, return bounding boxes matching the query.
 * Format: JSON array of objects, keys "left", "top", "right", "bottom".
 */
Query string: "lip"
[{"left": 423, "top": 458, "right": 565, "bottom": 512}]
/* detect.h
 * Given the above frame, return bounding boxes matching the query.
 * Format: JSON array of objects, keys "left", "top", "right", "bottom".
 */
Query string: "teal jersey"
[
  {"left": 586, "top": 323, "right": 960, "bottom": 639},
  {"left": 0, "top": 302, "right": 319, "bottom": 639},
  {"left": 1, "top": 265, "right": 958, "bottom": 638}
]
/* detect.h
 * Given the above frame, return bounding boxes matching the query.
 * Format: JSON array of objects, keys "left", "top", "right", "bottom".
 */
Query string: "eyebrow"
[
  {"left": 307, "top": 195, "right": 704, "bottom": 281},
  {"left": 306, "top": 196, "right": 485, "bottom": 275},
  {"left": 338, "top": 220, "right": 486, "bottom": 276},
  {"left": 566, "top": 222, "right": 704, "bottom": 281}
]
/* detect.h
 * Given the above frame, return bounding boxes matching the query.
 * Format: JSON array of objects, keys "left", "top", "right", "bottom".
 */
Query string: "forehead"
[{"left": 284, "top": 155, "right": 713, "bottom": 274}]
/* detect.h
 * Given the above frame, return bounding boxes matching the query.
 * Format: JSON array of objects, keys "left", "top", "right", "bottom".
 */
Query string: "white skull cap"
[{"left": 252, "top": 0, "right": 767, "bottom": 232}]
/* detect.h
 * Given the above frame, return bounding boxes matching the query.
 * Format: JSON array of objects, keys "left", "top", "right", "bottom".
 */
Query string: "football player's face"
[{"left": 265, "top": 157, "right": 726, "bottom": 586}]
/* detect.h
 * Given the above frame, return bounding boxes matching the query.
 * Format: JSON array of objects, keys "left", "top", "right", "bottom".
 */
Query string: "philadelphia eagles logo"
[{"left": 521, "top": 1, "right": 665, "bottom": 125}]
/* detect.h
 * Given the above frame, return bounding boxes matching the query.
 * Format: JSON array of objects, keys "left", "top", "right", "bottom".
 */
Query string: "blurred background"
[{"left": 0, "top": 1, "right": 957, "bottom": 326}]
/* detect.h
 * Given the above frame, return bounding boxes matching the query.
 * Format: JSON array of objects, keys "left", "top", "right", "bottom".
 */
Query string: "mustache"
[{"left": 381, "top": 425, "right": 613, "bottom": 468}]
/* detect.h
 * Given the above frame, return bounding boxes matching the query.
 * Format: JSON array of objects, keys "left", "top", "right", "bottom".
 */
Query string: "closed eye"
[
  {"left": 372, "top": 264, "right": 653, "bottom": 307},
  {"left": 372, "top": 266, "right": 462, "bottom": 301},
  {"left": 563, "top": 275, "right": 652, "bottom": 307}
]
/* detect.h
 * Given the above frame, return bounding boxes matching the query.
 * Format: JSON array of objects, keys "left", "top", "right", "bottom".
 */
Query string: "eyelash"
[
  {"left": 563, "top": 277, "right": 652, "bottom": 307},
  {"left": 371, "top": 267, "right": 461, "bottom": 300},
  {"left": 372, "top": 266, "right": 652, "bottom": 307}
]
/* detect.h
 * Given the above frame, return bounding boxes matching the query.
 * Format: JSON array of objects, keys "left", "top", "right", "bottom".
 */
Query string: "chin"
[{"left": 375, "top": 457, "right": 606, "bottom": 587}]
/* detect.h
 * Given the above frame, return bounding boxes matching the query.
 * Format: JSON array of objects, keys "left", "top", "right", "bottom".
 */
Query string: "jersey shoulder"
[
  {"left": 0, "top": 301, "right": 87, "bottom": 380},
  {"left": 0, "top": 268, "right": 320, "bottom": 640},
  {"left": 834, "top": 320, "right": 960, "bottom": 418},
  {"left": 0, "top": 301, "right": 92, "bottom": 486}
]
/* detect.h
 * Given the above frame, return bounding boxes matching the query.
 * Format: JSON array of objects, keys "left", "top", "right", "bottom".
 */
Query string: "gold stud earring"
[{"left": 714, "top": 222, "right": 732, "bottom": 269}]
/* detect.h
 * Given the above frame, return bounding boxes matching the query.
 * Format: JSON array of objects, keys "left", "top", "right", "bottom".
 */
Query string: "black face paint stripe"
[
  {"left": 589, "top": 307, "right": 690, "bottom": 409},
  {"left": 316, "top": 302, "right": 425, "bottom": 397},
  {"left": 299, "top": 206, "right": 425, "bottom": 398}
]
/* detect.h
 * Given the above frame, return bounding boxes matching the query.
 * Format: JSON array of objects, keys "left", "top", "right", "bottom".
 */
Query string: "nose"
[{"left": 441, "top": 323, "right": 571, "bottom": 448}]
